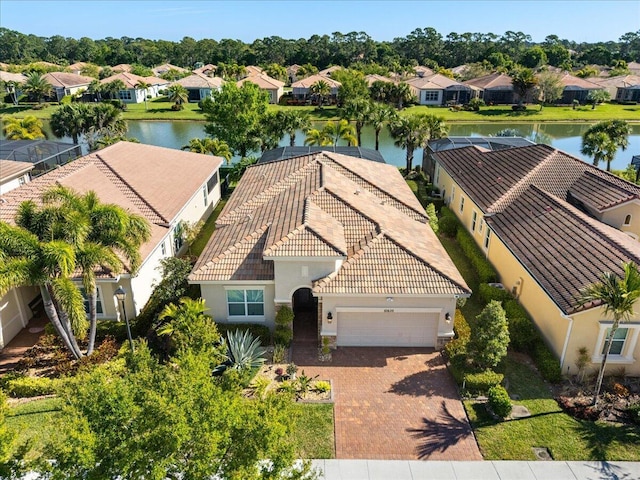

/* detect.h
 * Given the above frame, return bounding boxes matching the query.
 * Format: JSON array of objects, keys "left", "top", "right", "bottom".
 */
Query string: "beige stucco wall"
[
  {"left": 199, "top": 283, "right": 277, "bottom": 328},
  {"left": 599, "top": 202, "right": 640, "bottom": 240},
  {"left": 270, "top": 258, "right": 341, "bottom": 303},
  {"left": 0, "top": 286, "right": 38, "bottom": 348}
]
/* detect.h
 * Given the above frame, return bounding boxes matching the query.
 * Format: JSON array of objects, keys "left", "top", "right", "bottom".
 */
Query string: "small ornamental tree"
[{"left": 469, "top": 300, "right": 510, "bottom": 369}]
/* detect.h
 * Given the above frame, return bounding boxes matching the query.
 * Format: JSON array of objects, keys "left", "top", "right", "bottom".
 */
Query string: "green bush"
[
  {"left": 217, "top": 323, "right": 271, "bottom": 346},
  {"left": 3, "top": 375, "right": 56, "bottom": 398},
  {"left": 438, "top": 215, "right": 458, "bottom": 237},
  {"left": 507, "top": 314, "right": 538, "bottom": 353},
  {"left": 464, "top": 370, "right": 504, "bottom": 394},
  {"left": 532, "top": 343, "right": 562, "bottom": 383},
  {"left": 444, "top": 310, "right": 470, "bottom": 360},
  {"left": 426, "top": 203, "right": 439, "bottom": 234},
  {"left": 478, "top": 283, "right": 512, "bottom": 303},
  {"left": 275, "top": 305, "right": 294, "bottom": 326},
  {"left": 488, "top": 385, "right": 512, "bottom": 419},
  {"left": 456, "top": 228, "right": 498, "bottom": 283},
  {"left": 273, "top": 325, "right": 293, "bottom": 347},
  {"left": 628, "top": 403, "right": 640, "bottom": 425}
]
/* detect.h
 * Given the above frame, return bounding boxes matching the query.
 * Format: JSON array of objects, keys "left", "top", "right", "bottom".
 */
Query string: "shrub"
[
  {"left": 314, "top": 380, "right": 331, "bottom": 393},
  {"left": 628, "top": 403, "right": 640, "bottom": 425},
  {"left": 444, "top": 310, "right": 470, "bottom": 360},
  {"left": 488, "top": 385, "right": 512, "bottom": 419},
  {"left": 469, "top": 301, "right": 510, "bottom": 369},
  {"left": 438, "top": 215, "right": 458, "bottom": 237},
  {"left": 456, "top": 228, "right": 498, "bottom": 283},
  {"left": 478, "top": 283, "right": 512, "bottom": 303},
  {"left": 426, "top": 203, "right": 439, "bottom": 234},
  {"left": 171, "top": 103, "right": 184, "bottom": 111},
  {"left": 532, "top": 343, "right": 562, "bottom": 383},
  {"left": 272, "top": 343, "right": 286, "bottom": 363},
  {"left": 4, "top": 375, "right": 56, "bottom": 398},
  {"left": 275, "top": 305, "right": 294, "bottom": 326},
  {"left": 273, "top": 325, "right": 293, "bottom": 346},
  {"left": 464, "top": 98, "right": 485, "bottom": 111},
  {"left": 507, "top": 313, "right": 538, "bottom": 353},
  {"left": 464, "top": 370, "right": 504, "bottom": 394},
  {"left": 217, "top": 323, "right": 271, "bottom": 346}
]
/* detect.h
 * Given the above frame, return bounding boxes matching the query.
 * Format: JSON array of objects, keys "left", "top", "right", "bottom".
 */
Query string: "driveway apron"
[{"left": 292, "top": 346, "right": 482, "bottom": 460}]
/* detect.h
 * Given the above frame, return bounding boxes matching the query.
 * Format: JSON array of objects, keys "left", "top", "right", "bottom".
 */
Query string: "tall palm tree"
[
  {"left": 303, "top": 128, "right": 332, "bottom": 146},
  {"left": 340, "top": 98, "right": 371, "bottom": 147},
  {"left": 389, "top": 113, "right": 448, "bottom": 173},
  {"left": 369, "top": 103, "right": 397, "bottom": 150},
  {"left": 166, "top": 84, "right": 189, "bottom": 109},
  {"left": 510, "top": 67, "right": 538, "bottom": 105},
  {"left": 2, "top": 115, "right": 45, "bottom": 140},
  {"left": 324, "top": 119, "right": 357, "bottom": 146},
  {"left": 581, "top": 120, "right": 631, "bottom": 171},
  {"left": 578, "top": 262, "right": 640, "bottom": 406},
  {"left": 135, "top": 81, "right": 151, "bottom": 111},
  {"left": 276, "top": 110, "right": 311, "bottom": 146},
  {"left": 309, "top": 79, "right": 331, "bottom": 107},
  {"left": 23, "top": 72, "right": 52, "bottom": 103},
  {"left": 391, "top": 82, "right": 413, "bottom": 109},
  {"left": 182, "top": 138, "right": 233, "bottom": 163},
  {"left": 51, "top": 103, "right": 91, "bottom": 144},
  {"left": 102, "top": 79, "right": 126, "bottom": 100}
]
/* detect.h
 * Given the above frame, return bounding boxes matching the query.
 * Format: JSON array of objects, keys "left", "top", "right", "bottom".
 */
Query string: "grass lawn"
[
  {"left": 5, "top": 397, "right": 62, "bottom": 461},
  {"left": 466, "top": 357, "right": 640, "bottom": 460},
  {"left": 291, "top": 403, "right": 335, "bottom": 459},
  {"left": 189, "top": 194, "right": 229, "bottom": 258},
  {"left": 3, "top": 101, "right": 637, "bottom": 123}
]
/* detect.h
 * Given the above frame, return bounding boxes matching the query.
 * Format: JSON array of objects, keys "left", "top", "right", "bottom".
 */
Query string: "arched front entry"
[{"left": 292, "top": 287, "right": 318, "bottom": 345}]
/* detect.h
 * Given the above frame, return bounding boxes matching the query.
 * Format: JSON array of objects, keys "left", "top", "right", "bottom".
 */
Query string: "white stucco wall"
[{"left": 0, "top": 174, "right": 29, "bottom": 195}]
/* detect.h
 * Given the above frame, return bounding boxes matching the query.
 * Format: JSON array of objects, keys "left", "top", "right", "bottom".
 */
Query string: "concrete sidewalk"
[{"left": 310, "top": 460, "right": 640, "bottom": 480}]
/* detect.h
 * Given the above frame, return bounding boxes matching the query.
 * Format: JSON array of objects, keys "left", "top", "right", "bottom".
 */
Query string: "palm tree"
[
  {"left": 587, "top": 89, "right": 611, "bottom": 110},
  {"left": 389, "top": 113, "right": 448, "bottom": 173},
  {"left": 87, "top": 79, "right": 103, "bottom": 102},
  {"left": 578, "top": 262, "right": 640, "bottom": 406},
  {"left": 324, "top": 120, "right": 357, "bottom": 146},
  {"left": 309, "top": 79, "right": 331, "bottom": 108},
  {"left": 182, "top": 138, "right": 233, "bottom": 163},
  {"left": 391, "top": 82, "right": 413, "bottom": 109},
  {"left": 23, "top": 72, "right": 52, "bottom": 103},
  {"left": 102, "top": 79, "right": 126, "bottom": 100},
  {"left": 341, "top": 98, "right": 371, "bottom": 147},
  {"left": 2, "top": 116, "right": 45, "bottom": 140},
  {"left": 276, "top": 110, "right": 311, "bottom": 146},
  {"left": 135, "top": 81, "right": 151, "bottom": 111},
  {"left": 303, "top": 128, "right": 332, "bottom": 146},
  {"left": 369, "top": 103, "right": 398, "bottom": 150},
  {"left": 166, "top": 84, "right": 189, "bottom": 109},
  {"left": 51, "top": 103, "right": 91, "bottom": 144},
  {"left": 581, "top": 120, "right": 632, "bottom": 171},
  {"left": 510, "top": 67, "right": 538, "bottom": 105}
]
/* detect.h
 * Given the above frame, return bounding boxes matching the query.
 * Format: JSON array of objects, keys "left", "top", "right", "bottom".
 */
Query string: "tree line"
[{"left": 1, "top": 27, "right": 639, "bottom": 71}]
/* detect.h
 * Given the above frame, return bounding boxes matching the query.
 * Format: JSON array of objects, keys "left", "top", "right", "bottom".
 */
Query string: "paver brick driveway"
[{"left": 292, "top": 346, "right": 482, "bottom": 461}]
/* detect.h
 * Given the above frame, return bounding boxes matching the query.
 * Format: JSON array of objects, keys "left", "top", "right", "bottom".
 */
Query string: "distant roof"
[
  {"left": 463, "top": 73, "right": 514, "bottom": 90},
  {"left": 291, "top": 74, "right": 341, "bottom": 88},
  {"left": 176, "top": 72, "right": 224, "bottom": 89},
  {"left": 364, "top": 74, "right": 395, "bottom": 86},
  {"left": 190, "top": 152, "right": 469, "bottom": 296},
  {"left": 100, "top": 72, "right": 167, "bottom": 88},
  {"left": 259, "top": 146, "right": 386, "bottom": 164},
  {"left": 111, "top": 64, "right": 132, "bottom": 73},
  {"left": 0, "top": 160, "right": 33, "bottom": 183},
  {"left": 43, "top": 72, "right": 94, "bottom": 88},
  {"left": 152, "top": 63, "right": 188, "bottom": 75},
  {"left": 429, "top": 136, "right": 534, "bottom": 154},
  {"left": 237, "top": 73, "right": 284, "bottom": 89},
  {"left": 0, "top": 71, "right": 26, "bottom": 83},
  {"left": 557, "top": 73, "right": 602, "bottom": 90},
  {"left": 591, "top": 75, "right": 640, "bottom": 88},
  {"left": 406, "top": 73, "right": 468, "bottom": 90},
  {"left": 318, "top": 65, "right": 343, "bottom": 77}
]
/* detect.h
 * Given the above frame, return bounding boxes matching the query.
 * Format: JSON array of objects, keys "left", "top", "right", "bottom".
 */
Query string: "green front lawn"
[
  {"left": 466, "top": 358, "right": 640, "bottom": 460},
  {"left": 5, "top": 397, "right": 62, "bottom": 461},
  {"left": 291, "top": 403, "right": 335, "bottom": 458}
]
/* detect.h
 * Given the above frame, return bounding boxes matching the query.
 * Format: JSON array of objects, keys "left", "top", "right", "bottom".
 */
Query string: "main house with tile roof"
[
  {"left": 432, "top": 143, "right": 640, "bottom": 376},
  {"left": 0, "top": 142, "right": 223, "bottom": 349},
  {"left": 190, "top": 152, "right": 470, "bottom": 348}
]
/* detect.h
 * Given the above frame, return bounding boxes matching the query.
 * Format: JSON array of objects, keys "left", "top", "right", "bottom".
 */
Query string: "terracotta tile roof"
[
  {"left": 487, "top": 185, "right": 640, "bottom": 314},
  {"left": 291, "top": 75, "right": 341, "bottom": 89},
  {"left": 1, "top": 142, "right": 221, "bottom": 268},
  {"left": 365, "top": 74, "right": 395, "bottom": 86},
  {"left": 43, "top": 72, "right": 94, "bottom": 88},
  {"left": 434, "top": 143, "right": 640, "bottom": 214},
  {"left": 111, "top": 64, "right": 132, "bottom": 73},
  {"left": 100, "top": 72, "right": 166, "bottom": 88},
  {"left": 0, "top": 71, "right": 26, "bottom": 83},
  {"left": 176, "top": 73, "right": 224, "bottom": 89},
  {"left": 463, "top": 73, "right": 514, "bottom": 90},
  {"left": 191, "top": 152, "right": 469, "bottom": 295},
  {"left": 558, "top": 73, "right": 601, "bottom": 90},
  {"left": 591, "top": 75, "right": 640, "bottom": 88},
  {"left": 193, "top": 64, "right": 217, "bottom": 75},
  {"left": 318, "top": 66, "right": 343, "bottom": 76},
  {"left": 0, "top": 160, "right": 34, "bottom": 183},
  {"left": 414, "top": 66, "right": 435, "bottom": 76},
  {"left": 152, "top": 63, "right": 188, "bottom": 75},
  {"left": 237, "top": 74, "right": 284, "bottom": 89},
  {"left": 406, "top": 73, "right": 466, "bottom": 90},
  {"left": 245, "top": 66, "right": 264, "bottom": 76}
]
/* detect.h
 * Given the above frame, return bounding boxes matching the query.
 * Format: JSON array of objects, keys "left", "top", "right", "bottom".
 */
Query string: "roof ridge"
[
  {"left": 303, "top": 198, "right": 347, "bottom": 255},
  {"left": 92, "top": 153, "right": 169, "bottom": 225}
]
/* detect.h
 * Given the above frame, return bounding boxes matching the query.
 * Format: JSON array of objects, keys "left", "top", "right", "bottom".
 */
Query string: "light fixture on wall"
[
  {"left": 386, "top": 297, "right": 394, "bottom": 302},
  {"left": 445, "top": 312, "right": 451, "bottom": 324},
  {"left": 327, "top": 311, "right": 333, "bottom": 323}
]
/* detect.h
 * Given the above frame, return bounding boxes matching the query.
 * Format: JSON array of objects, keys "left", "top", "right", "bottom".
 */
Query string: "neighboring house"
[
  {"left": 193, "top": 64, "right": 217, "bottom": 77},
  {"left": 236, "top": 74, "right": 285, "bottom": 104},
  {"left": 259, "top": 146, "right": 386, "bottom": 164},
  {"left": 592, "top": 75, "right": 640, "bottom": 103},
  {"left": 42, "top": 72, "right": 94, "bottom": 101},
  {"left": 189, "top": 152, "right": 470, "bottom": 348},
  {"left": 152, "top": 63, "right": 188, "bottom": 77},
  {"left": 67, "top": 62, "right": 100, "bottom": 76},
  {"left": 432, "top": 143, "right": 640, "bottom": 375},
  {"left": 422, "top": 136, "right": 535, "bottom": 180},
  {"left": 406, "top": 73, "right": 473, "bottom": 105},
  {"left": 291, "top": 74, "right": 341, "bottom": 102},
  {"left": 364, "top": 74, "right": 395, "bottom": 86},
  {"left": 451, "top": 65, "right": 470, "bottom": 77},
  {"left": 556, "top": 73, "right": 602, "bottom": 104},
  {"left": 0, "top": 160, "right": 33, "bottom": 194},
  {"left": 318, "top": 66, "right": 343, "bottom": 78},
  {"left": 463, "top": 73, "right": 517, "bottom": 104},
  {"left": 0, "top": 140, "right": 82, "bottom": 178},
  {"left": 413, "top": 66, "right": 435, "bottom": 78},
  {"left": 0, "top": 71, "right": 26, "bottom": 99},
  {"left": 0, "top": 142, "right": 223, "bottom": 349},
  {"left": 111, "top": 64, "right": 133, "bottom": 73},
  {"left": 175, "top": 72, "right": 224, "bottom": 102},
  {"left": 100, "top": 72, "right": 169, "bottom": 103},
  {"left": 245, "top": 65, "right": 264, "bottom": 77},
  {"left": 287, "top": 64, "right": 301, "bottom": 84},
  {"left": 628, "top": 62, "right": 640, "bottom": 76}
]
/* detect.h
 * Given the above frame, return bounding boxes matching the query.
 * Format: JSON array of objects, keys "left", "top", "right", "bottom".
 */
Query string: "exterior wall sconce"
[
  {"left": 327, "top": 311, "right": 333, "bottom": 323},
  {"left": 386, "top": 297, "right": 394, "bottom": 302},
  {"left": 445, "top": 312, "right": 451, "bottom": 324}
]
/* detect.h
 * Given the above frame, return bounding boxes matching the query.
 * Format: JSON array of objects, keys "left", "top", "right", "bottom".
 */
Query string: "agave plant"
[{"left": 213, "top": 329, "right": 267, "bottom": 375}]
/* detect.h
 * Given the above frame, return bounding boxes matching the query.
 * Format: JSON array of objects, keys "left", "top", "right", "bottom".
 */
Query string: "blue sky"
[{"left": 1, "top": 1, "right": 638, "bottom": 43}]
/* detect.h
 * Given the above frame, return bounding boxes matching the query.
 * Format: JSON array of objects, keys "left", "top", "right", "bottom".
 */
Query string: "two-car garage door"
[{"left": 337, "top": 311, "right": 438, "bottom": 347}]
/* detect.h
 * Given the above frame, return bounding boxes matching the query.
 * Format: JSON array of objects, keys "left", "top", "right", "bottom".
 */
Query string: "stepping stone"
[{"left": 511, "top": 405, "right": 531, "bottom": 418}]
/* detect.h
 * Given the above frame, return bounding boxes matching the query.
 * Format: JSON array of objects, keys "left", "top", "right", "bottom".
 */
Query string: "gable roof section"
[
  {"left": 237, "top": 74, "right": 284, "bottom": 89},
  {"left": 43, "top": 72, "right": 94, "bottom": 88},
  {"left": 406, "top": 73, "right": 467, "bottom": 90},
  {"left": 291, "top": 74, "right": 341, "bottom": 89},
  {"left": 191, "top": 152, "right": 469, "bottom": 295},
  {"left": 100, "top": 72, "right": 167, "bottom": 88},
  {"left": 487, "top": 185, "right": 640, "bottom": 314},
  {"left": 0, "top": 160, "right": 34, "bottom": 184},
  {"left": 558, "top": 73, "right": 601, "bottom": 90},
  {"left": 463, "top": 73, "right": 514, "bottom": 90},
  {"left": 176, "top": 72, "right": 224, "bottom": 89}
]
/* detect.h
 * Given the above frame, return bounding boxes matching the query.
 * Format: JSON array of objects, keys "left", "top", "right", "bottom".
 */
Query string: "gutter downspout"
[{"left": 560, "top": 312, "right": 574, "bottom": 373}]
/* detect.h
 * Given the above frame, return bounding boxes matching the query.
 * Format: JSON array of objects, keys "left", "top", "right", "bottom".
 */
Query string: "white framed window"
[
  {"left": 483, "top": 227, "right": 490, "bottom": 250},
  {"left": 118, "top": 90, "right": 132, "bottom": 101},
  {"left": 80, "top": 286, "right": 105, "bottom": 317},
  {"left": 459, "top": 196, "right": 465, "bottom": 213},
  {"left": 161, "top": 241, "right": 166, "bottom": 256},
  {"left": 479, "top": 219, "right": 484, "bottom": 233},
  {"left": 423, "top": 90, "right": 439, "bottom": 102},
  {"left": 624, "top": 214, "right": 632, "bottom": 226},
  {"left": 226, "top": 288, "right": 265, "bottom": 319},
  {"left": 18, "top": 176, "right": 26, "bottom": 186},
  {"left": 592, "top": 322, "right": 640, "bottom": 364},
  {"left": 203, "top": 185, "right": 208, "bottom": 206},
  {"left": 471, "top": 211, "right": 478, "bottom": 232},
  {"left": 450, "top": 185, "right": 456, "bottom": 205}
]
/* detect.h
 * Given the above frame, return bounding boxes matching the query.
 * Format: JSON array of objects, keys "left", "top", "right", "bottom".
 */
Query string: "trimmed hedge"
[
  {"left": 217, "top": 323, "right": 271, "bottom": 346},
  {"left": 426, "top": 203, "right": 439, "bottom": 234},
  {"left": 273, "top": 325, "right": 293, "bottom": 347},
  {"left": 488, "top": 385, "right": 512, "bottom": 419},
  {"left": 438, "top": 215, "right": 458, "bottom": 237},
  {"left": 2, "top": 375, "right": 56, "bottom": 398},
  {"left": 464, "top": 370, "right": 504, "bottom": 394},
  {"left": 275, "top": 305, "right": 294, "bottom": 326},
  {"left": 478, "top": 283, "right": 512, "bottom": 303},
  {"left": 456, "top": 228, "right": 498, "bottom": 283},
  {"left": 444, "top": 310, "right": 470, "bottom": 359},
  {"left": 532, "top": 342, "right": 563, "bottom": 383}
]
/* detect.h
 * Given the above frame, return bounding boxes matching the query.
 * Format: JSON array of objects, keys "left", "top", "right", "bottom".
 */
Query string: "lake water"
[{"left": 16, "top": 120, "right": 640, "bottom": 172}]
